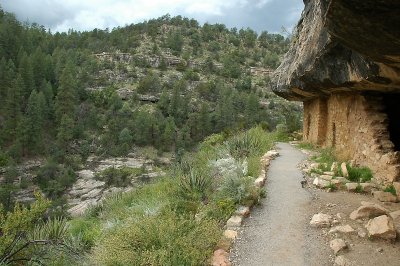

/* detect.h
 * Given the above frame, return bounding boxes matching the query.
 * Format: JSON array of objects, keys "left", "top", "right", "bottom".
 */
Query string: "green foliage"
[
  {"left": 204, "top": 198, "right": 236, "bottom": 223},
  {"left": 177, "top": 163, "right": 212, "bottom": 201},
  {"left": 36, "top": 160, "right": 77, "bottom": 198},
  {"left": 91, "top": 211, "right": 220, "bottom": 266},
  {"left": 95, "top": 166, "right": 144, "bottom": 187},
  {"left": 68, "top": 218, "right": 101, "bottom": 249},
  {"left": 226, "top": 126, "right": 274, "bottom": 159},
  {"left": 219, "top": 175, "right": 261, "bottom": 206},
  {"left": 384, "top": 185, "right": 397, "bottom": 196},
  {"left": 137, "top": 71, "right": 161, "bottom": 94},
  {"left": 0, "top": 193, "right": 73, "bottom": 265},
  {"left": 340, "top": 164, "right": 373, "bottom": 183}
]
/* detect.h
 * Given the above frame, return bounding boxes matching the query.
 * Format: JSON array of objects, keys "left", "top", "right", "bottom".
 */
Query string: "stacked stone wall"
[{"left": 304, "top": 93, "right": 400, "bottom": 183}]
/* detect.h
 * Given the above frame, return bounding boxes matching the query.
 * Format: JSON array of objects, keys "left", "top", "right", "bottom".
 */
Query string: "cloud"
[{"left": 0, "top": 0, "right": 303, "bottom": 33}]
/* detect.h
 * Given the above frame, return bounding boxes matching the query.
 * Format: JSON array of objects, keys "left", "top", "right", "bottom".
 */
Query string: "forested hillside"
[{"left": 0, "top": 7, "right": 302, "bottom": 265}]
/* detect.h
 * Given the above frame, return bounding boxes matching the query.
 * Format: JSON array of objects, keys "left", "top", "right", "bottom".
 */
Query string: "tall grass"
[{"left": 68, "top": 126, "right": 279, "bottom": 265}]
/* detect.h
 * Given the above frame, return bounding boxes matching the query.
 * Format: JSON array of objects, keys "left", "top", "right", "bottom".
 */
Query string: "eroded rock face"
[
  {"left": 271, "top": 0, "right": 400, "bottom": 184},
  {"left": 272, "top": 0, "right": 400, "bottom": 100}
]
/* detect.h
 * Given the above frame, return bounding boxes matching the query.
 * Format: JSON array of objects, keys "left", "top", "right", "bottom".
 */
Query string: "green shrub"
[
  {"left": 36, "top": 161, "right": 77, "bottom": 198},
  {"left": 226, "top": 126, "right": 274, "bottom": 160},
  {"left": 384, "top": 185, "right": 397, "bottom": 196},
  {"left": 297, "top": 142, "right": 315, "bottom": 150},
  {"left": 0, "top": 151, "right": 9, "bottom": 167},
  {"left": 91, "top": 212, "right": 221, "bottom": 266},
  {"left": 204, "top": 198, "right": 236, "bottom": 223},
  {"left": 95, "top": 166, "right": 144, "bottom": 187},
  {"left": 247, "top": 156, "right": 261, "bottom": 177},
  {"left": 311, "top": 148, "right": 336, "bottom": 172},
  {"left": 69, "top": 218, "right": 101, "bottom": 249},
  {"left": 346, "top": 165, "right": 373, "bottom": 182},
  {"left": 219, "top": 175, "right": 260, "bottom": 205}
]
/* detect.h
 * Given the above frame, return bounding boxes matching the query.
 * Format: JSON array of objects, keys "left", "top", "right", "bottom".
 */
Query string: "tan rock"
[
  {"left": 330, "top": 238, "right": 347, "bottom": 254},
  {"left": 336, "top": 177, "right": 349, "bottom": 184},
  {"left": 310, "top": 213, "right": 332, "bottom": 227},
  {"left": 310, "top": 163, "right": 320, "bottom": 169},
  {"left": 331, "top": 162, "right": 339, "bottom": 173},
  {"left": 350, "top": 202, "right": 388, "bottom": 220},
  {"left": 365, "top": 215, "right": 396, "bottom": 240},
  {"left": 389, "top": 210, "right": 400, "bottom": 235},
  {"left": 329, "top": 225, "right": 356, "bottom": 234},
  {"left": 345, "top": 183, "right": 359, "bottom": 192},
  {"left": 226, "top": 215, "right": 243, "bottom": 228},
  {"left": 373, "top": 191, "right": 398, "bottom": 202},
  {"left": 235, "top": 206, "right": 250, "bottom": 217},
  {"left": 360, "top": 183, "right": 373, "bottom": 192},
  {"left": 323, "top": 171, "right": 335, "bottom": 176},
  {"left": 211, "top": 249, "right": 231, "bottom": 266},
  {"left": 320, "top": 175, "right": 334, "bottom": 181},
  {"left": 313, "top": 177, "right": 331, "bottom": 188},
  {"left": 223, "top": 230, "right": 238, "bottom": 240},
  {"left": 341, "top": 163, "right": 349, "bottom": 178},
  {"left": 265, "top": 150, "right": 279, "bottom": 159},
  {"left": 254, "top": 177, "right": 266, "bottom": 187}
]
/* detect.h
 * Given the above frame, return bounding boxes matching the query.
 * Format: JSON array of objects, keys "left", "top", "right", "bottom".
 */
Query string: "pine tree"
[
  {"left": 161, "top": 117, "right": 176, "bottom": 151},
  {"left": 54, "top": 61, "right": 77, "bottom": 123},
  {"left": 57, "top": 114, "right": 74, "bottom": 150},
  {"left": 19, "top": 90, "right": 46, "bottom": 154},
  {"left": 18, "top": 52, "right": 35, "bottom": 101},
  {"left": 3, "top": 74, "right": 24, "bottom": 142}
]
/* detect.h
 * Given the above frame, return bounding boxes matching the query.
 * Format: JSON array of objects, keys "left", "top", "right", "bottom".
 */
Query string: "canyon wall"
[{"left": 272, "top": 0, "right": 400, "bottom": 183}]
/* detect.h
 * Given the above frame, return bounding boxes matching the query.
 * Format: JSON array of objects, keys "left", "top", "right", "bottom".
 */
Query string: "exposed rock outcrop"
[
  {"left": 271, "top": 0, "right": 400, "bottom": 184},
  {"left": 272, "top": 0, "right": 400, "bottom": 100}
]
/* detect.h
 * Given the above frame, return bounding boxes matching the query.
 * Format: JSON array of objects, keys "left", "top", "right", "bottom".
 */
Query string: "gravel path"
[{"left": 230, "top": 142, "right": 329, "bottom": 266}]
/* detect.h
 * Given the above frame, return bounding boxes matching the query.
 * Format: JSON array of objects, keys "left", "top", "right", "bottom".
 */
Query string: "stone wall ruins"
[
  {"left": 304, "top": 93, "right": 400, "bottom": 183},
  {"left": 271, "top": 0, "right": 400, "bottom": 184}
]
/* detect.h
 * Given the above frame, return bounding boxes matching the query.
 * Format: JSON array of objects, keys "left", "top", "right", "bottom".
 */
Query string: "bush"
[
  {"left": 384, "top": 185, "right": 397, "bottom": 196},
  {"left": 36, "top": 161, "right": 77, "bottom": 198},
  {"left": 91, "top": 212, "right": 221, "bottom": 266},
  {"left": 69, "top": 218, "right": 101, "bottom": 249},
  {"left": 345, "top": 165, "right": 373, "bottom": 183},
  {"left": 95, "top": 166, "right": 144, "bottom": 187}
]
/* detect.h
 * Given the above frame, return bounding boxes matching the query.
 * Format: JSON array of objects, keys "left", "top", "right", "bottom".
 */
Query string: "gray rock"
[{"left": 226, "top": 215, "right": 243, "bottom": 228}]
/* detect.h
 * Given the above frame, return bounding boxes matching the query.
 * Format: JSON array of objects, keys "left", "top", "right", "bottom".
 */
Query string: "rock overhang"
[{"left": 271, "top": 0, "right": 400, "bottom": 101}]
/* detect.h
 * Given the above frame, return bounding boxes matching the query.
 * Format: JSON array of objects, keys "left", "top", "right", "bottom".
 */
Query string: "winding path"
[{"left": 230, "top": 142, "right": 329, "bottom": 266}]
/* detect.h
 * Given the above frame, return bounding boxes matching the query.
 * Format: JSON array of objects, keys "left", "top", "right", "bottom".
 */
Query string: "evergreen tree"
[
  {"left": 161, "top": 117, "right": 176, "bottom": 151},
  {"left": 57, "top": 114, "right": 74, "bottom": 151},
  {"left": 54, "top": 61, "right": 77, "bottom": 123},
  {"left": 19, "top": 90, "right": 46, "bottom": 154},
  {"left": 18, "top": 52, "right": 35, "bottom": 101},
  {"left": 3, "top": 74, "right": 24, "bottom": 142}
]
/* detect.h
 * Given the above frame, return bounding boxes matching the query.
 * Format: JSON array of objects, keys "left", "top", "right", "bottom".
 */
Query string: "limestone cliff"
[{"left": 272, "top": 0, "right": 400, "bottom": 101}]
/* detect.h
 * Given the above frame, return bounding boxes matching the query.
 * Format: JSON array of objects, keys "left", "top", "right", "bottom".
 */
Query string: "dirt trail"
[{"left": 230, "top": 142, "right": 330, "bottom": 266}]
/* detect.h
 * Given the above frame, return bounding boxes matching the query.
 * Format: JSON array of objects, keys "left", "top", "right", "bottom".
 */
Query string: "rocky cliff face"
[
  {"left": 272, "top": 0, "right": 400, "bottom": 183},
  {"left": 272, "top": 0, "right": 400, "bottom": 101}
]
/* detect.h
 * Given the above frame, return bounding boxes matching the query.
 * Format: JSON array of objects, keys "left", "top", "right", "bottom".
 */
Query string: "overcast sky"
[{"left": 0, "top": 0, "right": 303, "bottom": 34}]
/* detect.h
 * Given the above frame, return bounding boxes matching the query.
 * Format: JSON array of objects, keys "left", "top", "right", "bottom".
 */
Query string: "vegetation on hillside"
[{"left": 0, "top": 6, "right": 303, "bottom": 265}]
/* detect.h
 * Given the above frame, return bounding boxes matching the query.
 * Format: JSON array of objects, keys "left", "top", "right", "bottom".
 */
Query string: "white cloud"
[{"left": 0, "top": 0, "right": 303, "bottom": 33}]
